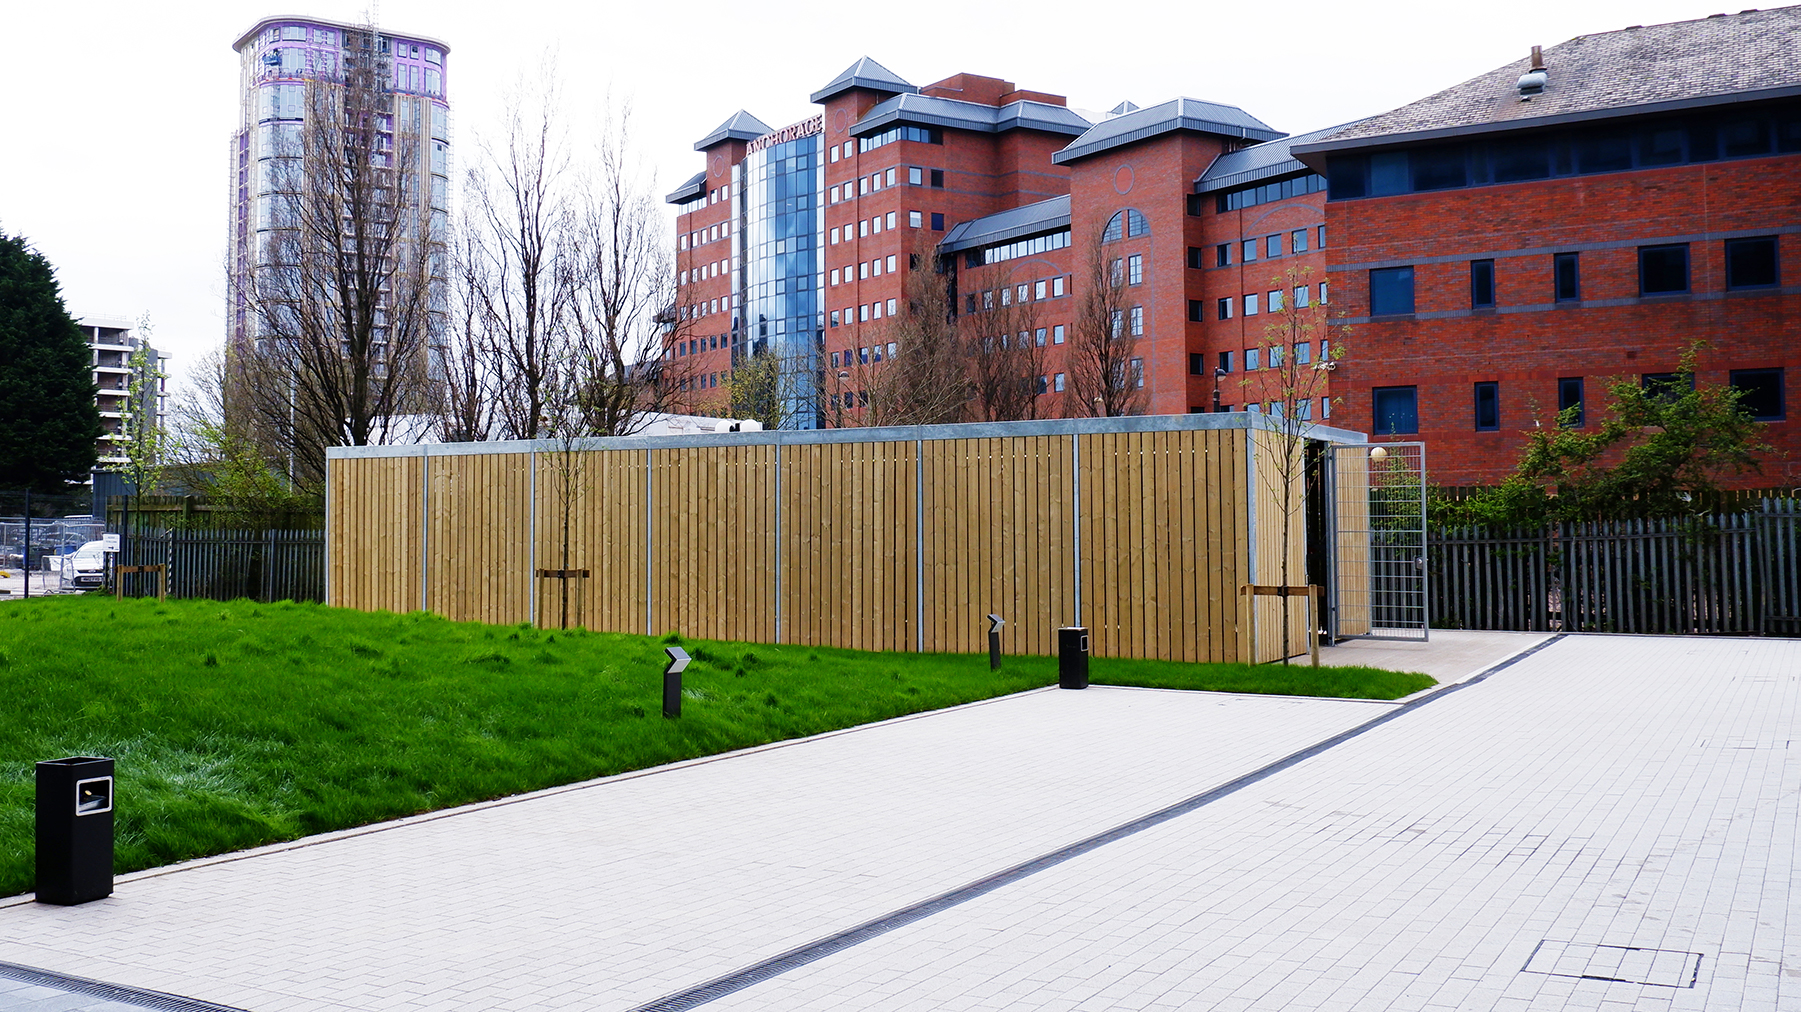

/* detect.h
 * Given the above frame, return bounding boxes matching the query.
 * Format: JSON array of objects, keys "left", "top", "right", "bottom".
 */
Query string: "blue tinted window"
[
  {"left": 1473, "top": 382, "right": 1499, "bottom": 431},
  {"left": 1373, "top": 387, "right": 1419, "bottom": 435},
  {"left": 1369, "top": 266, "right": 1414, "bottom": 315}
]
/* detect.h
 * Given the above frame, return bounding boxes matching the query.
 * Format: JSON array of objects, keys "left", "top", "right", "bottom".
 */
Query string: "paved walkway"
[{"left": 2, "top": 633, "right": 1795, "bottom": 1011}]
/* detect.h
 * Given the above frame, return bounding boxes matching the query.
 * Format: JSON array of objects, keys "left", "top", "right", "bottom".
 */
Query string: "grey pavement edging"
[
  {"left": 0, "top": 961, "right": 250, "bottom": 1012},
  {"left": 626, "top": 633, "right": 1570, "bottom": 1012}
]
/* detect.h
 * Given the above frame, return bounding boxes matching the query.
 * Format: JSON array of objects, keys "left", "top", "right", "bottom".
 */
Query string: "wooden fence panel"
[
  {"left": 327, "top": 454, "right": 421, "bottom": 612},
  {"left": 429, "top": 452, "right": 531, "bottom": 626},
  {"left": 919, "top": 434, "right": 1072, "bottom": 657}
]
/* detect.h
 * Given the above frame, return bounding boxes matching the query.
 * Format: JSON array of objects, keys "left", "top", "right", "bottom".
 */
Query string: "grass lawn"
[{"left": 0, "top": 595, "right": 1433, "bottom": 896}]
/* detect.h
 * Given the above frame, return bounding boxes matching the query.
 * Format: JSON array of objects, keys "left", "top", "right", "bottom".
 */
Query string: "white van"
[{"left": 60, "top": 541, "right": 107, "bottom": 590}]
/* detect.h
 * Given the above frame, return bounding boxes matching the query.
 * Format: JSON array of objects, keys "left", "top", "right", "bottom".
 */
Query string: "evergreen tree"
[{"left": 0, "top": 231, "right": 102, "bottom": 492}]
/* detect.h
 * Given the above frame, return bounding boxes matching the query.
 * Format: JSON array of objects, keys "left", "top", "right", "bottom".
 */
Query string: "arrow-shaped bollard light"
[
  {"left": 987, "top": 614, "right": 1005, "bottom": 671},
  {"left": 663, "top": 646, "right": 691, "bottom": 718}
]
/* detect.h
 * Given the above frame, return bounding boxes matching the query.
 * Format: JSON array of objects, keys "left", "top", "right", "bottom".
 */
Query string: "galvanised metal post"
[{"left": 987, "top": 614, "right": 1004, "bottom": 670}]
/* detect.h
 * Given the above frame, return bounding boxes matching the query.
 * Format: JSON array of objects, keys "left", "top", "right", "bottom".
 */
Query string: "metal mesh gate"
[{"left": 1330, "top": 442, "right": 1428, "bottom": 641}]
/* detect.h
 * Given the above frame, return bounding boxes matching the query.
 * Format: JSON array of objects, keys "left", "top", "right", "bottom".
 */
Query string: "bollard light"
[
  {"left": 663, "top": 646, "right": 690, "bottom": 718},
  {"left": 987, "top": 614, "right": 1005, "bottom": 671}
]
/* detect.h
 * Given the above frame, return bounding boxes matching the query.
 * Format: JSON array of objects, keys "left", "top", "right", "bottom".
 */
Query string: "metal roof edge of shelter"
[
  {"left": 665, "top": 170, "right": 706, "bottom": 205},
  {"left": 810, "top": 56, "right": 918, "bottom": 104},
  {"left": 939, "top": 195, "right": 1071, "bottom": 253},
  {"left": 1293, "top": 6, "right": 1801, "bottom": 157},
  {"left": 1053, "top": 97, "right": 1284, "bottom": 165},
  {"left": 852, "top": 93, "right": 1092, "bottom": 138},
  {"left": 233, "top": 14, "right": 450, "bottom": 53},
  {"left": 1194, "top": 121, "right": 1363, "bottom": 194},
  {"left": 694, "top": 109, "right": 773, "bottom": 152},
  {"left": 327, "top": 413, "right": 1369, "bottom": 458}
]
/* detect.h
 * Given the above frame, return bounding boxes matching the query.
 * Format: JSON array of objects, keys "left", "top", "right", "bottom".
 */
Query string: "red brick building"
[
  {"left": 668, "top": 11, "right": 1798, "bottom": 486},
  {"left": 1293, "top": 8, "right": 1800, "bottom": 486}
]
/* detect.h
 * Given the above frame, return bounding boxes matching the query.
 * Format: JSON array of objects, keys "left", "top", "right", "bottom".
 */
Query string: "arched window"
[{"left": 1103, "top": 208, "right": 1151, "bottom": 242}]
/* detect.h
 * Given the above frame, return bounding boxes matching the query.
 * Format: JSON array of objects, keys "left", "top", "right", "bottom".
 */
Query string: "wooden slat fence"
[
  {"left": 119, "top": 529, "right": 325, "bottom": 603},
  {"left": 1430, "top": 499, "right": 1801, "bottom": 635},
  {"left": 327, "top": 417, "right": 1353, "bottom": 662}
]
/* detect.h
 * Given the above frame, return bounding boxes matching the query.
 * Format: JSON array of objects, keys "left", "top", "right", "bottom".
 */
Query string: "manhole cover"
[{"left": 1522, "top": 941, "right": 1701, "bottom": 987}]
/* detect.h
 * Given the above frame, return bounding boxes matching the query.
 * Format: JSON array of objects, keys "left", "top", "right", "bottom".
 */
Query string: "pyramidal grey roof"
[
  {"left": 694, "top": 110, "right": 773, "bottom": 152},
  {"left": 1053, "top": 98, "right": 1284, "bottom": 164},
  {"left": 1194, "top": 121, "right": 1361, "bottom": 194},
  {"left": 853, "top": 93, "right": 1092, "bottom": 138},
  {"left": 810, "top": 57, "right": 917, "bottom": 104},
  {"left": 1297, "top": 7, "right": 1801, "bottom": 155},
  {"left": 939, "top": 195, "right": 1071, "bottom": 253},
  {"left": 664, "top": 170, "right": 706, "bottom": 205}
]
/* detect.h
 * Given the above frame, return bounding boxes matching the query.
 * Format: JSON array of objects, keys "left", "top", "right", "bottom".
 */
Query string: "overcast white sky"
[{"left": 0, "top": 0, "right": 1726, "bottom": 395}]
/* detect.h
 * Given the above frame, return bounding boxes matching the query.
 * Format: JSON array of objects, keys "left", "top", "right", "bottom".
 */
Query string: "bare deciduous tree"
[
  {"left": 566, "top": 103, "right": 689, "bottom": 436},
  {"left": 1245, "top": 263, "right": 1345, "bottom": 664},
  {"left": 1064, "top": 226, "right": 1142, "bottom": 417},
  {"left": 857, "top": 248, "right": 969, "bottom": 427},
  {"left": 462, "top": 74, "right": 573, "bottom": 441},
  {"left": 240, "top": 24, "right": 441, "bottom": 487},
  {"left": 968, "top": 268, "right": 1048, "bottom": 422}
]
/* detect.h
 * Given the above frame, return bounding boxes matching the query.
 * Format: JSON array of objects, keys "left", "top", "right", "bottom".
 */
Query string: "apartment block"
[{"left": 78, "top": 316, "right": 169, "bottom": 471}]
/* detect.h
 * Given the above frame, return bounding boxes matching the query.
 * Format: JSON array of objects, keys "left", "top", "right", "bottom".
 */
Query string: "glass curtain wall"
[{"left": 741, "top": 132, "right": 825, "bottom": 428}]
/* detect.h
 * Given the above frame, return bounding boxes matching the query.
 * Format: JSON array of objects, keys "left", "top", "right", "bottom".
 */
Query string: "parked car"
[{"left": 59, "top": 541, "right": 107, "bottom": 590}]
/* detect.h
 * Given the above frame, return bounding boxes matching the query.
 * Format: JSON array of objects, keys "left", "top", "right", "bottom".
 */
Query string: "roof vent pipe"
[{"left": 1517, "top": 46, "right": 1549, "bottom": 97}]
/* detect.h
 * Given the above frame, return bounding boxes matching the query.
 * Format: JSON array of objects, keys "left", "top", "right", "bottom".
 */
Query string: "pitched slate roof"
[
  {"left": 664, "top": 170, "right": 706, "bottom": 205},
  {"left": 1053, "top": 97, "right": 1283, "bottom": 164},
  {"left": 939, "top": 195, "right": 1071, "bottom": 253},
  {"left": 693, "top": 109, "right": 773, "bottom": 152},
  {"left": 853, "top": 93, "right": 1092, "bottom": 138},
  {"left": 1193, "top": 122, "right": 1359, "bottom": 193},
  {"left": 1297, "top": 6, "right": 1801, "bottom": 155},
  {"left": 810, "top": 57, "right": 917, "bottom": 104}
]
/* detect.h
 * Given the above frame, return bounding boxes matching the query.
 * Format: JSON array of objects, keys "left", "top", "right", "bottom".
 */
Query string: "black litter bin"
[
  {"left": 1057, "top": 627, "right": 1089, "bottom": 689},
  {"left": 37, "top": 756, "right": 114, "bottom": 905}
]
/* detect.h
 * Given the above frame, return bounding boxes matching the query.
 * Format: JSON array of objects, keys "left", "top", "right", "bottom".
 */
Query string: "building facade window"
[
  {"left": 1473, "top": 381, "right": 1500, "bottom": 430},
  {"left": 1368, "top": 266, "right": 1415, "bottom": 315},
  {"left": 1129, "top": 306, "right": 1144, "bottom": 335},
  {"left": 1266, "top": 234, "right": 1283, "bottom": 258},
  {"left": 1245, "top": 293, "right": 1259, "bottom": 316},
  {"left": 1471, "top": 259, "right": 1495, "bottom": 308},
  {"left": 1217, "top": 297, "right": 1233, "bottom": 320},
  {"left": 1558, "top": 376, "right": 1585, "bottom": 426},
  {"left": 1242, "top": 239, "right": 1257, "bottom": 263},
  {"left": 1554, "top": 252, "right": 1580, "bottom": 301},
  {"left": 1373, "top": 386, "right": 1420, "bottom": 434},
  {"left": 1188, "top": 300, "right": 1204, "bottom": 322},
  {"left": 1724, "top": 236, "right": 1779, "bottom": 289},
  {"left": 1730, "top": 368, "right": 1785, "bottom": 420},
  {"left": 1218, "top": 350, "right": 1234, "bottom": 373},
  {"left": 1128, "top": 254, "right": 1143, "bottom": 285},
  {"left": 1187, "top": 246, "right": 1206, "bottom": 269},
  {"left": 1216, "top": 243, "right": 1231, "bottom": 267},
  {"left": 1639, "top": 244, "right": 1690, "bottom": 294}
]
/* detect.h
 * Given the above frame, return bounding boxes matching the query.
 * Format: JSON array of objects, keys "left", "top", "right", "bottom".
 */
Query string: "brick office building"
[
  {"left": 670, "top": 10, "right": 1797, "bottom": 486},
  {"left": 1293, "top": 7, "right": 1801, "bottom": 485},
  {"left": 667, "top": 59, "right": 1311, "bottom": 424}
]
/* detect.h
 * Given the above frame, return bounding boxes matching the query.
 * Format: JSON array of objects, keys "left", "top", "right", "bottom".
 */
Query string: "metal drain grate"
[
  {"left": 1522, "top": 941, "right": 1702, "bottom": 987},
  {"left": 1696, "top": 738, "right": 1792, "bottom": 749},
  {"left": 0, "top": 961, "right": 252, "bottom": 1011}
]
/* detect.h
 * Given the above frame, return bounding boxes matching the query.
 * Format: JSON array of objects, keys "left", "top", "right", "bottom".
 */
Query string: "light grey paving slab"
[
  {"left": 0, "top": 684, "right": 1391, "bottom": 1012},
  {"left": 696, "top": 635, "right": 1801, "bottom": 1012}
]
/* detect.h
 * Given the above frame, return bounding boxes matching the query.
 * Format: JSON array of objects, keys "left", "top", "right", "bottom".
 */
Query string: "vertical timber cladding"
[
  {"left": 326, "top": 453, "right": 423, "bottom": 612},
  {"left": 1333, "top": 445, "right": 1375, "bottom": 638},
  {"left": 533, "top": 449, "right": 651, "bottom": 634},
  {"left": 1247, "top": 429, "right": 1314, "bottom": 664},
  {"left": 649, "top": 443, "right": 780, "bottom": 643},
  {"left": 921, "top": 434, "right": 1073, "bottom": 657},
  {"left": 780, "top": 438, "right": 918, "bottom": 651},
  {"left": 428, "top": 450, "right": 533, "bottom": 625},
  {"left": 1076, "top": 428, "right": 1248, "bottom": 663}
]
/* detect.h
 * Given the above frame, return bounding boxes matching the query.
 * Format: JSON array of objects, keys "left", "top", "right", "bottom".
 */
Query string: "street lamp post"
[{"left": 1212, "top": 366, "right": 1227, "bottom": 412}]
